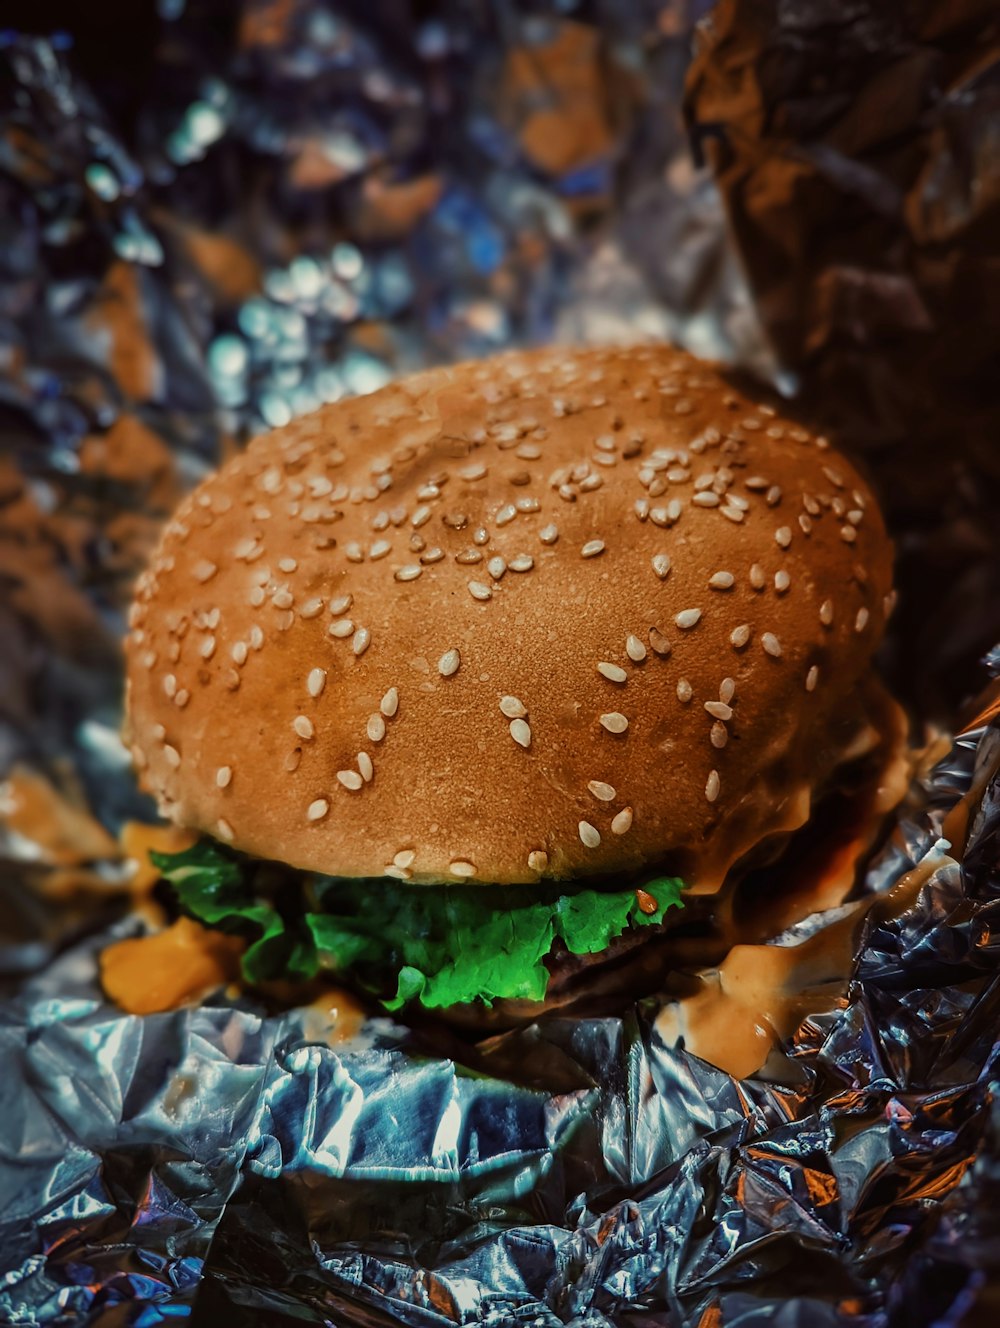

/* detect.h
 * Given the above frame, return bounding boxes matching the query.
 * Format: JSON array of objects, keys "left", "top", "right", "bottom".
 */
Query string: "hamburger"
[{"left": 111, "top": 344, "right": 905, "bottom": 1026}]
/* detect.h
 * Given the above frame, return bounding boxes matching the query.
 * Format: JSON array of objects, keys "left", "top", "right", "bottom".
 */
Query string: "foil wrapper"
[{"left": 2, "top": 4, "right": 1000, "bottom": 1325}]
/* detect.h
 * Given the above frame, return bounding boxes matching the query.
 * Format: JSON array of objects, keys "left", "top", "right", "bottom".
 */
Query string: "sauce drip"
[{"left": 100, "top": 916, "right": 244, "bottom": 1016}]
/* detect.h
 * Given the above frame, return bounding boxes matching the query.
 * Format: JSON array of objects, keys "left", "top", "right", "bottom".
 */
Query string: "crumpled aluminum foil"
[{"left": 3, "top": 3, "right": 1000, "bottom": 1325}]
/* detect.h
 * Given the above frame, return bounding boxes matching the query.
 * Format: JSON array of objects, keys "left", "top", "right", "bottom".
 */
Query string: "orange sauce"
[
  {"left": 0, "top": 765, "right": 119, "bottom": 866},
  {"left": 298, "top": 987, "right": 369, "bottom": 1046},
  {"left": 656, "top": 840, "right": 950, "bottom": 1078},
  {"left": 100, "top": 916, "right": 244, "bottom": 1015}
]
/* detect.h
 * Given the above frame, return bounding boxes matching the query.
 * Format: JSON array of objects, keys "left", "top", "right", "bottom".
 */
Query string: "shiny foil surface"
[{"left": 1, "top": 2, "right": 999, "bottom": 1325}]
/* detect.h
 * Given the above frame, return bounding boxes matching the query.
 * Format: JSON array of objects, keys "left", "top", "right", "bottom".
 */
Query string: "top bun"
[{"left": 125, "top": 345, "right": 894, "bottom": 889}]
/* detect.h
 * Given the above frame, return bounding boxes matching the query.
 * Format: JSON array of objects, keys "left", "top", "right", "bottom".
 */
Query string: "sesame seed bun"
[{"left": 124, "top": 344, "right": 894, "bottom": 890}]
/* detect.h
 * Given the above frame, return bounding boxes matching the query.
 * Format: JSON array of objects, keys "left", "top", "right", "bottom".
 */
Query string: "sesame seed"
[
  {"left": 278, "top": 557, "right": 297, "bottom": 573},
  {"left": 307, "top": 667, "right": 327, "bottom": 698},
  {"left": 500, "top": 695, "right": 527, "bottom": 719},
  {"left": 395, "top": 564, "right": 422, "bottom": 582},
  {"left": 766, "top": 486, "right": 782, "bottom": 507},
  {"left": 539, "top": 524, "right": 559, "bottom": 544},
  {"left": 358, "top": 752, "right": 373, "bottom": 783},
  {"left": 510, "top": 718, "right": 532, "bottom": 748},
  {"left": 367, "top": 713, "right": 386, "bottom": 742},
  {"left": 709, "top": 571, "right": 734, "bottom": 590},
  {"left": 193, "top": 560, "right": 217, "bottom": 583},
  {"left": 329, "top": 594, "right": 353, "bottom": 616},
  {"left": 487, "top": 556, "right": 507, "bottom": 580},
  {"left": 761, "top": 632, "right": 782, "bottom": 658},
  {"left": 579, "top": 821, "right": 601, "bottom": 848},
  {"left": 652, "top": 553, "right": 671, "bottom": 580},
  {"left": 460, "top": 462, "right": 487, "bottom": 481},
  {"left": 693, "top": 491, "right": 720, "bottom": 507},
  {"left": 509, "top": 554, "right": 534, "bottom": 572},
  {"left": 611, "top": 807, "right": 633, "bottom": 835},
  {"left": 449, "top": 860, "right": 477, "bottom": 878},
  {"left": 393, "top": 849, "right": 415, "bottom": 868},
  {"left": 352, "top": 627, "right": 371, "bottom": 656},
  {"left": 840, "top": 525, "right": 857, "bottom": 543},
  {"left": 307, "top": 799, "right": 329, "bottom": 822},
  {"left": 528, "top": 850, "right": 549, "bottom": 873},
  {"left": 855, "top": 606, "right": 870, "bottom": 632},
  {"left": 250, "top": 626, "right": 265, "bottom": 650},
  {"left": 774, "top": 570, "right": 791, "bottom": 594},
  {"left": 719, "top": 677, "right": 736, "bottom": 704},
  {"left": 588, "top": 780, "right": 616, "bottom": 801},
  {"left": 710, "top": 722, "right": 728, "bottom": 749},
  {"left": 705, "top": 770, "right": 721, "bottom": 803},
  {"left": 806, "top": 665, "right": 819, "bottom": 692},
  {"left": 599, "top": 712, "right": 628, "bottom": 733},
  {"left": 412, "top": 505, "right": 432, "bottom": 528},
  {"left": 456, "top": 549, "right": 483, "bottom": 565},
  {"left": 597, "top": 661, "right": 627, "bottom": 683},
  {"left": 704, "top": 700, "right": 733, "bottom": 721},
  {"left": 300, "top": 598, "right": 324, "bottom": 619},
  {"left": 675, "top": 608, "right": 702, "bottom": 630},
  {"left": 649, "top": 627, "right": 672, "bottom": 656},
  {"left": 468, "top": 581, "right": 492, "bottom": 601},
  {"left": 216, "top": 818, "right": 235, "bottom": 842},
  {"left": 216, "top": 765, "right": 232, "bottom": 789},
  {"left": 819, "top": 600, "right": 834, "bottom": 626},
  {"left": 369, "top": 540, "right": 391, "bottom": 560},
  {"left": 380, "top": 687, "right": 399, "bottom": 717},
  {"left": 163, "top": 674, "right": 177, "bottom": 698},
  {"left": 174, "top": 690, "right": 190, "bottom": 708},
  {"left": 328, "top": 619, "right": 354, "bottom": 638},
  {"left": 750, "top": 564, "right": 766, "bottom": 590},
  {"left": 720, "top": 504, "right": 745, "bottom": 523},
  {"left": 164, "top": 745, "right": 181, "bottom": 769},
  {"left": 336, "top": 770, "right": 363, "bottom": 790},
  {"left": 775, "top": 526, "right": 792, "bottom": 549},
  {"left": 293, "top": 715, "right": 315, "bottom": 740},
  {"left": 438, "top": 648, "right": 461, "bottom": 677},
  {"left": 676, "top": 678, "right": 693, "bottom": 703},
  {"left": 199, "top": 635, "right": 216, "bottom": 660},
  {"left": 496, "top": 504, "right": 517, "bottom": 526},
  {"left": 626, "top": 634, "right": 646, "bottom": 662},
  {"left": 344, "top": 542, "right": 363, "bottom": 562},
  {"left": 581, "top": 539, "right": 605, "bottom": 559}
]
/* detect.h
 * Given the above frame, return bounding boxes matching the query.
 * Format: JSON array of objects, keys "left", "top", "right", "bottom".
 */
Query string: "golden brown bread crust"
[{"left": 124, "top": 344, "right": 894, "bottom": 886}]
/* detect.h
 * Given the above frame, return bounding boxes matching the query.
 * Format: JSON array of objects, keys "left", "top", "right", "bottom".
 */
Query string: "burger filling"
[{"left": 149, "top": 838, "right": 684, "bottom": 1009}]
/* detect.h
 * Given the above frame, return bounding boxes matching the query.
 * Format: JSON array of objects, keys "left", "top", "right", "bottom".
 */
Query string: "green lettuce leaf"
[{"left": 151, "top": 840, "right": 684, "bottom": 1010}]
